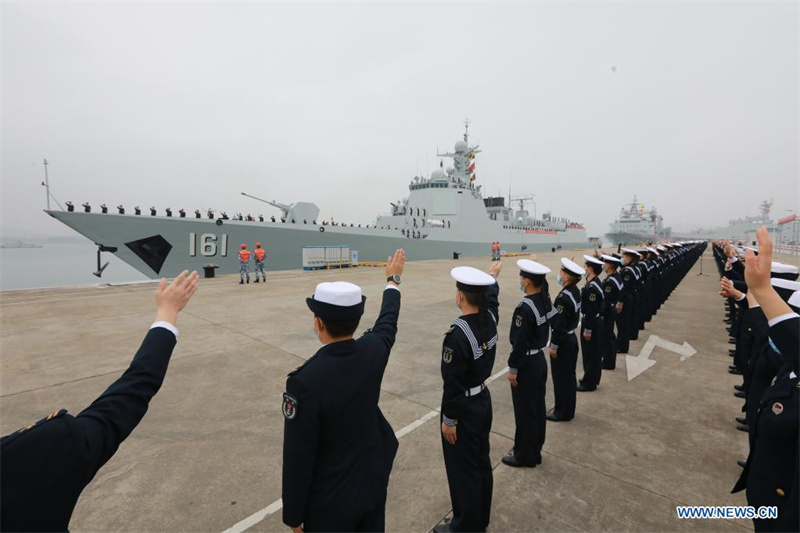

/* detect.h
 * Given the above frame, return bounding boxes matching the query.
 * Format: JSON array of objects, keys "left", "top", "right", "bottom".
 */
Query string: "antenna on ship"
[{"left": 40, "top": 158, "right": 64, "bottom": 211}]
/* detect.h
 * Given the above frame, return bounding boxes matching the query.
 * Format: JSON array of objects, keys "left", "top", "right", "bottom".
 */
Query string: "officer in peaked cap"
[
  {"left": 282, "top": 250, "right": 404, "bottom": 533},
  {"left": 437, "top": 263, "right": 502, "bottom": 533},
  {"left": 579, "top": 255, "right": 605, "bottom": 391},
  {"left": 503, "top": 259, "right": 555, "bottom": 467},
  {"left": 600, "top": 254, "right": 623, "bottom": 370},
  {"left": 546, "top": 258, "right": 583, "bottom": 422}
]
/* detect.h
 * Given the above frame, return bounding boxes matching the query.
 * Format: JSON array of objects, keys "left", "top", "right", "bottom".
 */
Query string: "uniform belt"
[
  {"left": 465, "top": 383, "right": 486, "bottom": 397},
  {"left": 526, "top": 348, "right": 544, "bottom": 355}
]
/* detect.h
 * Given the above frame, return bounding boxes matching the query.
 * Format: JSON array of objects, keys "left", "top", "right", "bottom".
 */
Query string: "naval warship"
[
  {"left": 46, "top": 124, "right": 590, "bottom": 279},
  {"left": 605, "top": 196, "right": 671, "bottom": 245},
  {"left": 677, "top": 199, "right": 782, "bottom": 243}
]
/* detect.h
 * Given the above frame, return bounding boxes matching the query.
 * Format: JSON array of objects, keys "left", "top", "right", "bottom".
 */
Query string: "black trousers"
[
  {"left": 511, "top": 352, "right": 547, "bottom": 464},
  {"left": 616, "top": 297, "right": 632, "bottom": 353},
  {"left": 550, "top": 334, "right": 578, "bottom": 420},
  {"left": 579, "top": 323, "right": 603, "bottom": 389},
  {"left": 602, "top": 309, "right": 617, "bottom": 369},
  {"left": 442, "top": 389, "right": 493, "bottom": 533},
  {"left": 630, "top": 290, "right": 641, "bottom": 339},
  {"left": 304, "top": 501, "right": 386, "bottom": 532}
]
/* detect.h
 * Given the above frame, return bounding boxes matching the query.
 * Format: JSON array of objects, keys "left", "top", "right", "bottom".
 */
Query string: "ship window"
[{"left": 125, "top": 235, "right": 173, "bottom": 274}]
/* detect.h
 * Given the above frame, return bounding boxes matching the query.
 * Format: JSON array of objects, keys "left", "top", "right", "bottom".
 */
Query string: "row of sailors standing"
[
  {"left": 436, "top": 242, "right": 704, "bottom": 531},
  {"left": 712, "top": 229, "right": 799, "bottom": 533}
]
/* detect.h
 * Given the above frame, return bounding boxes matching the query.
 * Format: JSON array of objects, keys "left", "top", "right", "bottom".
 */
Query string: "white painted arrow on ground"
[{"left": 626, "top": 334, "right": 697, "bottom": 381}]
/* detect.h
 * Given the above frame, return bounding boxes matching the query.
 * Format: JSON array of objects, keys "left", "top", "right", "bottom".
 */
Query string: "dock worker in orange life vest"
[
  {"left": 254, "top": 243, "right": 267, "bottom": 283},
  {"left": 238, "top": 244, "right": 251, "bottom": 285}
]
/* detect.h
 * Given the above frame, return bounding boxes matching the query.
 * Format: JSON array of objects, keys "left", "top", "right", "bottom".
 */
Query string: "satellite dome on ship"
[
  {"left": 431, "top": 169, "right": 447, "bottom": 181},
  {"left": 454, "top": 140, "right": 469, "bottom": 153}
]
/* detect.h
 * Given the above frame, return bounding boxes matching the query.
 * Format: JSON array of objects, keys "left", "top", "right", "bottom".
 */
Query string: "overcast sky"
[{"left": 2, "top": 1, "right": 798, "bottom": 239}]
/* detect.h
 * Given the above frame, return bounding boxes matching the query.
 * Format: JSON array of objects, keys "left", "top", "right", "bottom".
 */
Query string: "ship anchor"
[{"left": 93, "top": 245, "right": 117, "bottom": 278}]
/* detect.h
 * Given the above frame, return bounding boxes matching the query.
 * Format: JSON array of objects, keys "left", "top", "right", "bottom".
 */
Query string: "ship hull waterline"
[{"left": 47, "top": 211, "right": 591, "bottom": 279}]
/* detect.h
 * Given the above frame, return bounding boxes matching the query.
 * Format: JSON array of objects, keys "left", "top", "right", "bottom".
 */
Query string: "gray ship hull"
[
  {"left": 604, "top": 232, "right": 661, "bottom": 246},
  {"left": 47, "top": 211, "right": 589, "bottom": 279}
]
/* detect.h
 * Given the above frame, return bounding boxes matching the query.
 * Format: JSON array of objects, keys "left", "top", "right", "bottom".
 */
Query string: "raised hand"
[
  {"left": 386, "top": 249, "right": 405, "bottom": 279},
  {"left": 155, "top": 270, "right": 200, "bottom": 325},
  {"left": 744, "top": 227, "right": 772, "bottom": 295},
  {"left": 489, "top": 260, "right": 503, "bottom": 278}
]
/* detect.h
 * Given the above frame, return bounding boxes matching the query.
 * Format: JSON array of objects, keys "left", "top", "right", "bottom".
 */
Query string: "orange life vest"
[
  {"left": 239, "top": 250, "right": 251, "bottom": 262},
  {"left": 254, "top": 249, "right": 266, "bottom": 261}
]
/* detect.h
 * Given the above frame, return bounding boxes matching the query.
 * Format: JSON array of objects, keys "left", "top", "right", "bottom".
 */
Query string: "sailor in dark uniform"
[
  {"left": 281, "top": 250, "right": 404, "bottom": 533},
  {"left": 600, "top": 254, "right": 623, "bottom": 370},
  {"left": 503, "top": 259, "right": 555, "bottom": 467},
  {"left": 616, "top": 249, "right": 640, "bottom": 353},
  {"left": 546, "top": 258, "right": 583, "bottom": 422},
  {"left": 579, "top": 255, "right": 605, "bottom": 391},
  {"left": 732, "top": 232, "right": 799, "bottom": 532},
  {"left": 0, "top": 270, "right": 200, "bottom": 533},
  {"left": 437, "top": 263, "right": 502, "bottom": 533}
]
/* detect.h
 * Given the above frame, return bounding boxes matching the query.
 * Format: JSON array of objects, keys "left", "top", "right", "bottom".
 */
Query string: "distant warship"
[{"left": 605, "top": 196, "right": 671, "bottom": 245}]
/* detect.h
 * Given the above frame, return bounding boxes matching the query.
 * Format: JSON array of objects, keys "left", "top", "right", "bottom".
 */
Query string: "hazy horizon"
[{"left": 3, "top": 2, "right": 798, "bottom": 240}]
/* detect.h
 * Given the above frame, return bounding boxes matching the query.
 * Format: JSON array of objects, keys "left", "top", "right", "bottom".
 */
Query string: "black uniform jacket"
[
  {"left": 602, "top": 272, "right": 622, "bottom": 308},
  {"left": 441, "top": 282, "right": 500, "bottom": 422},
  {"left": 581, "top": 278, "right": 604, "bottom": 332},
  {"left": 549, "top": 285, "right": 580, "bottom": 350},
  {"left": 281, "top": 288, "right": 401, "bottom": 528},
  {"left": 768, "top": 315, "right": 799, "bottom": 375},
  {"left": 619, "top": 265, "right": 636, "bottom": 304},
  {"left": 0, "top": 326, "right": 178, "bottom": 532},
  {"left": 508, "top": 292, "right": 553, "bottom": 370},
  {"left": 733, "top": 374, "right": 799, "bottom": 532}
]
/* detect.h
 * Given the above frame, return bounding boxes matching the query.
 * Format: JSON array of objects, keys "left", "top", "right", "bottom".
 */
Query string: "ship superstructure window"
[{"left": 125, "top": 235, "right": 173, "bottom": 274}]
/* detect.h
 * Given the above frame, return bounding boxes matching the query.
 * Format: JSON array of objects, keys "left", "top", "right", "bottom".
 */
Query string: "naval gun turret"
[{"left": 241, "top": 192, "right": 320, "bottom": 224}]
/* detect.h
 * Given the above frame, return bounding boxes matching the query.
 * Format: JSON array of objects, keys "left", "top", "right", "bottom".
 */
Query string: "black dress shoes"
[
  {"left": 736, "top": 417, "right": 747, "bottom": 425},
  {"left": 576, "top": 383, "right": 596, "bottom": 392},
  {"left": 734, "top": 391, "right": 746, "bottom": 398},
  {"left": 547, "top": 412, "right": 570, "bottom": 422},
  {"left": 738, "top": 460, "right": 747, "bottom": 468},
  {"left": 734, "top": 384, "right": 744, "bottom": 392},
  {"left": 729, "top": 368, "right": 743, "bottom": 375},
  {"left": 736, "top": 424, "right": 749, "bottom": 432},
  {"left": 502, "top": 452, "right": 537, "bottom": 468}
]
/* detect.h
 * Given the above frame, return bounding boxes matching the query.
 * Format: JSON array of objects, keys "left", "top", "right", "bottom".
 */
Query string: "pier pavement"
[{"left": 3, "top": 248, "right": 795, "bottom": 532}]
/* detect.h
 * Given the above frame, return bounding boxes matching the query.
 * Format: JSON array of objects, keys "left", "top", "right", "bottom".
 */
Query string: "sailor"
[
  {"left": 222, "top": 212, "right": 229, "bottom": 220},
  {"left": 547, "top": 258, "right": 583, "bottom": 422},
  {"left": 259, "top": 215, "right": 265, "bottom": 222},
  {"left": 503, "top": 259, "right": 554, "bottom": 467},
  {"left": 253, "top": 243, "right": 267, "bottom": 283},
  {"left": 66, "top": 201, "right": 74, "bottom": 212},
  {"left": 600, "top": 254, "right": 623, "bottom": 370},
  {"left": 179, "top": 209, "right": 186, "bottom": 218},
  {"left": 0, "top": 271, "right": 199, "bottom": 532},
  {"left": 150, "top": 207, "right": 156, "bottom": 216},
  {"left": 117, "top": 205, "right": 125, "bottom": 215},
  {"left": 238, "top": 244, "right": 251, "bottom": 284},
  {"left": 207, "top": 209, "right": 214, "bottom": 219},
  {"left": 282, "top": 251, "right": 404, "bottom": 532},
  {"left": 438, "top": 263, "right": 501, "bottom": 533},
  {"left": 100, "top": 204, "right": 108, "bottom": 214},
  {"left": 616, "top": 249, "right": 640, "bottom": 353},
  {"left": 166, "top": 207, "right": 172, "bottom": 217},
  {"left": 195, "top": 209, "right": 201, "bottom": 218},
  {"left": 271, "top": 215, "right": 276, "bottom": 223},
  {"left": 579, "top": 255, "right": 606, "bottom": 391},
  {"left": 82, "top": 202, "right": 91, "bottom": 213},
  {"left": 135, "top": 206, "right": 142, "bottom": 216}
]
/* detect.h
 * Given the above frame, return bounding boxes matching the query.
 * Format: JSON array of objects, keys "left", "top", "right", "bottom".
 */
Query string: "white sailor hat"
[
  {"left": 451, "top": 266, "right": 495, "bottom": 291},
  {"left": 771, "top": 278, "right": 800, "bottom": 302},
  {"left": 517, "top": 259, "right": 551, "bottom": 276},
  {"left": 306, "top": 281, "right": 366, "bottom": 319},
  {"left": 560, "top": 258, "right": 586, "bottom": 277},
  {"left": 742, "top": 246, "right": 758, "bottom": 256},
  {"left": 789, "top": 290, "right": 800, "bottom": 309},
  {"left": 583, "top": 254, "right": 604, "bottom": 266},
  {"left": 646, "top": 247, "right": 659, "bottom": 256},
  {"left": 771, "top": 262, "right": 799, "bottom": 277},
  {"left": 656, "top": 245, "right": 667, "bottom": 252},
  {"left": 601, "top": 254, "right": 621, "bottom": 263},
  {"left": 621, "top": 248, "right": 641, "bottom": 257}
]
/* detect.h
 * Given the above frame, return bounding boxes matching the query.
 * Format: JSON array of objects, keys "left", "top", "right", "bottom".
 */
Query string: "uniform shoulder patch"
[
  {"left": 557, "top": 304, "right": 564, "bottom": 313},
  {"left": 605, "top": 286, "right": 612, "bottom": 292},
  {"left": 515, "top": 314, "right": 523, "bottom": 327},
  {"left": 282, "top": 392, "right": 299, "bottom": 420},
  {"left": 589, "top": 293, "right": 597, "bottom": 302},
  {"left": 442, "top": 346, "right": 454, "bottom": 364}
]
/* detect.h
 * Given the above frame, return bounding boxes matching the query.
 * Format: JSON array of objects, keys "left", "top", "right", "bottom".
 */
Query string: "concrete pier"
[{"left": 3, "top": 248, "right": 794, "bottom": 532}]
